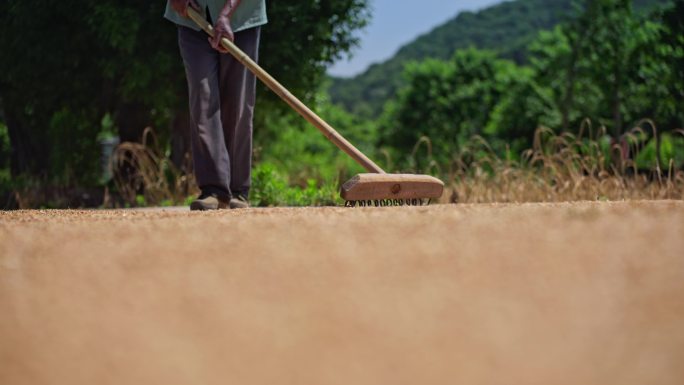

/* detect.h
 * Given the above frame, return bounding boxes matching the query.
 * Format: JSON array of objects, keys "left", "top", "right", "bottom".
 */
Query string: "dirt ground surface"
[{"left": 1, "top": 201, "right": 683, "bottom": 385}]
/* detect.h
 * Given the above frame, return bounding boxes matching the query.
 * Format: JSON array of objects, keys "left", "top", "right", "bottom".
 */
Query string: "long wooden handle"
[{"left": 186, "top": 8, "right": 385, "bottom": 174}]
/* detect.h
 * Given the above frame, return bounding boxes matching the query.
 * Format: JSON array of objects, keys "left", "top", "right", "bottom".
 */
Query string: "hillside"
[{"left": 329, "top": 0, "right": 672, "bottom": 118}]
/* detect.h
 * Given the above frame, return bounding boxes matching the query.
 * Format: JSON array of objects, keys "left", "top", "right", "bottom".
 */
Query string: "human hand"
[
  {"left": 170, "top": 0, "right": 199, "bottom": 17},
  {"left": 209, "top": 15, "right": 234, "bottom": 53}
]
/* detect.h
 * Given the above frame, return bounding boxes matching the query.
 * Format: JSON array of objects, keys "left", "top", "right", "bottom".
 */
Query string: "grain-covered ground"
[{"left": 1, "top": 201, "right": 683, "bottom": 385}]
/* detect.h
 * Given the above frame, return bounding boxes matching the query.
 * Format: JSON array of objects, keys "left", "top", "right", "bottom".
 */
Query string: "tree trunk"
[
  {"left": 562, "top": 51, "right": 577, "bottom": 132},
  {"left": 612, "top": 70, "right": 623, "bottom": 139},
  {"left": 655, "top": 129, "right": 662, "bottom": 173},
  {"left": 2, "top": 98, "right": 49, "bottom": 178},
  {"left": 170, "top": 110, "right": 191, "bottom": 170},
  {"left": 562, "top": 24, "right": 589, "bottom": 133}
]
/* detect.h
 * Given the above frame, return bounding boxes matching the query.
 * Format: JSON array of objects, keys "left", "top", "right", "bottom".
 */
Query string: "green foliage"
[
  {"left": 250, "top": 163, "right": 287, "bottom": 206},
  {"left": 250, "top": 163, "right": 340, "bottom": 207},
  {"left": 47, "top": 109, "right": 102, "bottom": 184},
  {"left": 528, "top": 25, "right": 603, "bottom": 131},
  {"left": 485, "top": 79, "right": 562, "bottom": 154},
  {"left": 135, "top": 194, "right": 147, "bottom": 207},
  {"left": 251, "top": 84, "right": 374, "bottom": 207},
  {"left": 0, "top": 121, "right": 8, "bottom": 171},
  {"left": 576, "top": 0, "right": 638, "bottom": 134},
  {"left": 0, "top": 121, "right": 9, "bottom": 195},
  {"left": 382, "top": 49, "right": 533, "bottom": 166},
  {"left": 377, "top": 0, "right": 683, "bottom": 174},
  {"left": 1, "top": 0, "right": 681, "bottom": 208},
  {"left": 654, "top": 0, "right": 684, "bottom": 128},
  {"left": 635, "top": 132, "right": 684, "bottom": 170},
  {"left": 0, "top": 0, "right": 371, "bottom": 207},
  {"left": 527, "top": 0, "right": 682, "bottom": 136},
  {"left": 254, "top": 1, "right": 372, "bottom": 158},
  {"left": 256, "top": 87, "right": 373, "bottom": 184},
  {"left": 0, "top": 1, "right": 183, "bottom": 184},
  {"left": 329, "top": 0, "right": 672, "bottom": 119},
  {"left": 257, "top": 0, "right": 370, "bottom": 112}
]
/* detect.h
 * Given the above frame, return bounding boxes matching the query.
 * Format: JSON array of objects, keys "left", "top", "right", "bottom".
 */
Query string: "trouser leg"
[
  {"left": 178, "top": 26, "right": 231, "bottom": 198},
  {"left": 219, "top": 27, "right": 260, "bottom": 198}
]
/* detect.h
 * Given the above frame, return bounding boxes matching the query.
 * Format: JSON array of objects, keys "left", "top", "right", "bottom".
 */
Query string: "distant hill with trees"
[{"left": 329, "top": 0, "right": 673, "bottom": 118}]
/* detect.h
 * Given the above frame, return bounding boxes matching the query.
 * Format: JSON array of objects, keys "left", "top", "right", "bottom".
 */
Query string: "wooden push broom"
[{"left": 187, "top": 8, "right": 443, "bottom": 206}]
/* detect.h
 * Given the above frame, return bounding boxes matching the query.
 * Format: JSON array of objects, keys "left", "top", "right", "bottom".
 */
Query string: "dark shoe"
[
  {"left": 190, "top": 193, "right": 229, "bottom": 211},
  {"left": 229, "top": 194, "right": 250, "bottom": 209}
]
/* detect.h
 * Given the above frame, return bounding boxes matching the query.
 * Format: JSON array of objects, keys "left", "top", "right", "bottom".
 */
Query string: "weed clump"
[
  {"left": 433, "top": 123, "right": 684, "bottom": 203},
  {"left": 109, "top": 122, "right": 683, "bottom": 207}
]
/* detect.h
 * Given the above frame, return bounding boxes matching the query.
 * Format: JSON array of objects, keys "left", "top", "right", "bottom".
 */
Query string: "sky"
[{"left": 328, "top": 0, "right": 504, "bottom": 78}]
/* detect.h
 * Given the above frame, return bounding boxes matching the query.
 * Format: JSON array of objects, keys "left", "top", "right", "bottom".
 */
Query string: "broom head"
[{"left": 340, "top": 173, "right": 444, "bottom": 202}]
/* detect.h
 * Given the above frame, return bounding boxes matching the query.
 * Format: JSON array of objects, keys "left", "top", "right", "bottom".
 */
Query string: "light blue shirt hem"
[{"left": 164, "top": 0, "right": 267, "bottom": 33}]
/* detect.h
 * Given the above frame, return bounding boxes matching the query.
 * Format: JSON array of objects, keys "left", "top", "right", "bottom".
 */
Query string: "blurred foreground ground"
[{"left": 1, "top": 201, "right": 683, "bottom": 385}]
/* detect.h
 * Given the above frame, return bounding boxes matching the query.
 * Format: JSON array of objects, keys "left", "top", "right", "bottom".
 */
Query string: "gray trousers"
[{"left": 178, "top": 25, "right": 260, "bottom": 199}]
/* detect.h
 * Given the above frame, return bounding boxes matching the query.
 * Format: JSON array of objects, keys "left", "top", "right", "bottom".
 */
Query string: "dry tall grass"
[
  {"left": 110, "top": 128, "right": 197, "bottom": 206},
  {"left": 110, "top": 123, "right": 683, "bottom": 207},
  {"left": 437, "top": 122, "right": 684, "bottom": 203}
]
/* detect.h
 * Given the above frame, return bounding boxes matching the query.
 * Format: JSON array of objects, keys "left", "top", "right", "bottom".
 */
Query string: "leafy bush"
[
  {"left": 0, "top": 121, "right": 8, "bottom": 173},
  {"left": 381, "top": 49, "right": 533, "bottom": 167},
  {"left": 0, "top": 0, "right": 371, "bottom": 202},
  {"left": 110, "top": 128, "right": 197, "bottom": 207},
  {"left": 0, "top": 121, "right": 11, "bottom": 206},
  {"left": 255, "top": 86, "right": 375, "bottom": 186},
  {"left": 635, "top": 131, "right": 684, "bottom": 170},
  {"left": 250, "top": 163, "right": 288, "bottom": 206},
  {"left": 250, "top": 163, "right": 340, "bottom": 207}
]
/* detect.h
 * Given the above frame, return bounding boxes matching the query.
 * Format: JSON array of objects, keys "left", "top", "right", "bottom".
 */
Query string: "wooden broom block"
[{"left": 341, "top": 174, "right": 444, "bottom": 201}]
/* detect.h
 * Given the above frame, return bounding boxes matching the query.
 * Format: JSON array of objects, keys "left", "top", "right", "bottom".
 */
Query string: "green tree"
[
  {"left": 260, "top": 0, "right": 369, "bottom": 104},
  {"left": 528, "top": 24, "right": 604, "bottom": 132},
  {"left": 527, "top": 0, "right": 681, "bottom": 136},
  {"left": 657, "top": 0, "right": 684, "bottom": 129},
  {"left": 255, "top": 0, "right": 370, "bottom": 151},
  {"left": 329, "top": 0, "right": 670, "bottom": 119},
  {"left": 381, "top": 49, "right": 531, "bottom": 166},
  {"left": 0, "top": 119, "right": 9, "bottom": 179},
  {"left": 330, "top": 0, "right": 578, "bottom": 118},
  {"left": 581, "top": 0, "right": 636, "bottom": 136},
  {"left": 0, "top": 1, "right": 183, "bottom": 184},
  {"left": 627, "top": 0, "right": 684, "bottom": 167},
  {"left": 0, "top": 0, "right": 370, "bottom": 189},
  {"left": 484, "top": 76, "right": 562, "bottom": 154}
]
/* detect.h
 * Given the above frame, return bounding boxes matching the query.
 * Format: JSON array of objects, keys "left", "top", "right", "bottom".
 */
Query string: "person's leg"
[
  {"left": 178, "top": 26, "right": 232, "bottom": 202},
  {"left": 218, "top": 26, "right": 261, "bottom": 199}
]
